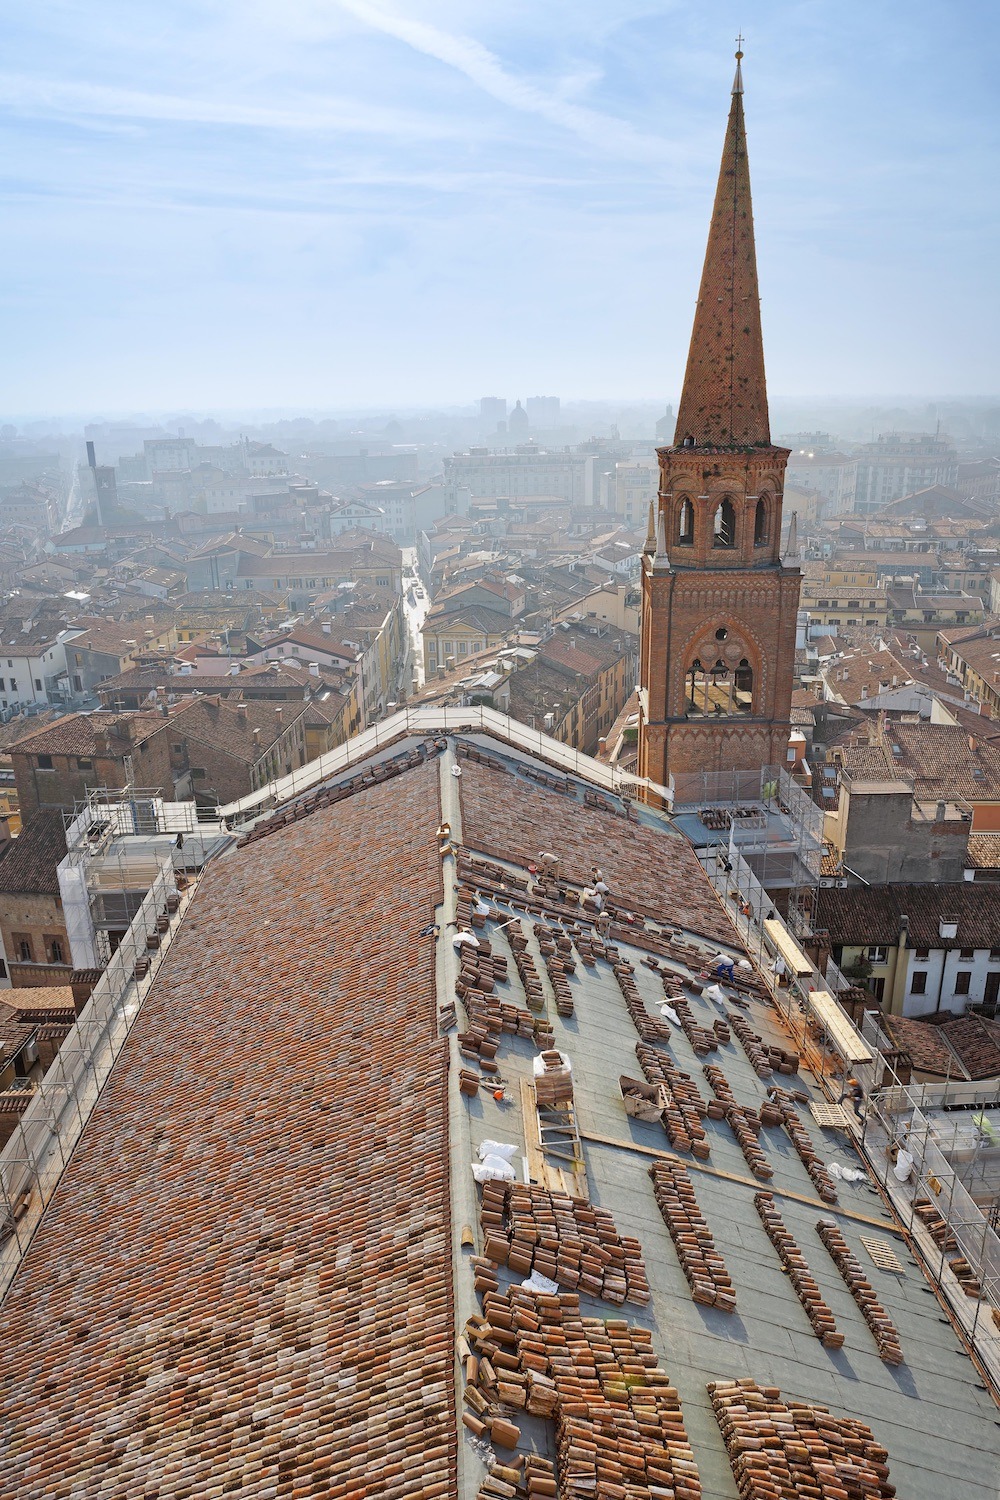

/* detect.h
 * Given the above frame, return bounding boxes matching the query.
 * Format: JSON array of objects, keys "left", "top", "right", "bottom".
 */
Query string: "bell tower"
[{"left": 637, "top": 49, "right": 800, "bottom": 787}]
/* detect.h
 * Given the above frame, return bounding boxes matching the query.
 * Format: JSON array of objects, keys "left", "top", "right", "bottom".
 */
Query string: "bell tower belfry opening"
[{"left": 637, "top": 49, "right": 800, "bottom": 788}]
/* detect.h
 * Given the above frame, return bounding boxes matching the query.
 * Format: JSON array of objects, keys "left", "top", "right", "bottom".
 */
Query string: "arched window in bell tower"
[
  {"left": 753, "top": 497, "right": 769, "bottom": 546},
  {"left": 735, "top": 658, "right": 754, "bottom": 712},
  {"left": 677, "top": 497, "right": 694, "bottom": 545},
  {"left": 713, "top": 497, "right": 736, "bottom": 548}
]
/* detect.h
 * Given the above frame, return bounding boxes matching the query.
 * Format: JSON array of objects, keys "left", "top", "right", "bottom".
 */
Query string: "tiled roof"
[
  {"left": 0, "top": 762, "right": 455, "bottom": 1498},
  {"left": 966, "top": 834, "right": 1000, "bottom": 870},
  {"left": 11, "top": 711, "right": 163, "bottom": 758},
  {"left": 540, "top": 627, "right": 636, "bottom": 679},
  {"left": 884, "top": 722, "right": 1000, "bottom": 800},
  {"left": 883, "top": 1014, "right": 956, "bottom": 1076},
  {"left": 167, "top": 697, "right": 307, "bottom": 763},
  {"left": 0, "top": 810, "right": 68, "bottom": 896},
  {"left": 937, "top": 1014, "right": 1000, "bottom": 1080},
  {"left": 459, "top": 758, "right": 734, "bottom": 945},
  {"left": 814, "top": 883, "right": 1000, "bottom": 952}
]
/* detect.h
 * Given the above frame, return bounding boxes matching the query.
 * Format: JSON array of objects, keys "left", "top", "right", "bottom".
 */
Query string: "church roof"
[{"left": 673, "top": 55, "right": 771, "bottom": 449}]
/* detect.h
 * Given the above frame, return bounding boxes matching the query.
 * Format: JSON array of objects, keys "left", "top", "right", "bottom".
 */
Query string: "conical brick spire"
[{"left": 674, "top": 52, "right": 770, "bottom": 448}]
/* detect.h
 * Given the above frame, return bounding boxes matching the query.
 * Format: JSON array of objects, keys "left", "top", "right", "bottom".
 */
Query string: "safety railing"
[{"left": 216, "top": 704, "right": 675, "bottom": 824}]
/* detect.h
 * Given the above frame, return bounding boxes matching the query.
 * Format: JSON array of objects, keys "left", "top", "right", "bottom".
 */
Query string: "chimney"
[
  {"left": 252, "top": 727, "right": 261, "bottom": 745},
  {"left": 308, "top": 662, "right": 320, "bottom": 677},
  {"left": 275, "top": 706, "right": 283, "bottom": 723},
  {"left": 236, "top": 703, "right": 247, "bottom": 722},
  {"left": 935, "top": 801, "right": 946, "bottom": 822}
]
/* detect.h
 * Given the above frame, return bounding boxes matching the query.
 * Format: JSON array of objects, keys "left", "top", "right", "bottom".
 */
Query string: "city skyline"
[{"left": 1, "top": 1, "right": 998, "bottom": 413}]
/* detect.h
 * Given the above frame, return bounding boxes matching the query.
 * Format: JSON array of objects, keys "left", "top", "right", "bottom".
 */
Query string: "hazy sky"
[{"left": 1, "top": 1, "right": 997, "bottom": 415}]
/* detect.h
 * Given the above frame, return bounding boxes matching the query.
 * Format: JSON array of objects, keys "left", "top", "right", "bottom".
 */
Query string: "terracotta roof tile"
[
  {"left": 459, "top": 758, "right": 734, "bottom": 945},
  {"left": 0, "top": 761, "right": 456, "bottom": 1498},
  {"left": 0, "top": 810, "right": 67, "bottom": 896}
]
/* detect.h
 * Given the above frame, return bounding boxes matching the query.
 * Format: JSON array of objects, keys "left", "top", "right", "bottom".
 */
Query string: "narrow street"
[{"left": 401, "top": 545, "right": 429, "bottom": 696}]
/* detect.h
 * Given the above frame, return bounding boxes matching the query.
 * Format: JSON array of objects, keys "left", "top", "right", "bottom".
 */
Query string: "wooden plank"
[{"left": 577, "top": 1127, "right": 901, "bottom": 1233}]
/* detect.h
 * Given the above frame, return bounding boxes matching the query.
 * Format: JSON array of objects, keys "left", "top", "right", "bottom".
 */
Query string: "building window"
[
  {"left": 48, "top": 938, "right": 65, "bottom": 965},
  {"left": 677, "top": 498, "right": 694, "bottom": 545},
  {"left": 36, "top": 754, "right": 53, "bottom": 770},
  {"left": 958, "top": 947, "right": 974, "bottom": 960},
  {"left": 910, "top": 971, "right": 927, "bottom": 995},
  {"left": 713, "top": 498, "right": 736, "bottom": 548},
  {"left": 869, "top": 976, "right": 885, "bottom": 1002},
  {"left": 913, "top": 948, "right": 930, "bottom": 960},
  {"left": 954, "top": 970, "right": 972, "bottom": 995},
  {"left": 17, "top": 939, "right": 32, "bottom": 963},
  {"left": 867, "top": 946, "right": 888, "bottom": 965},
  {"left": 34, "top": 678, "right": 41, "bottom": 691},
  {"left": 753, "top": 498, "right": 768, "bottom": 546},
  {"left": 77, "top": 758, "right": 93, "bottom": 770}
]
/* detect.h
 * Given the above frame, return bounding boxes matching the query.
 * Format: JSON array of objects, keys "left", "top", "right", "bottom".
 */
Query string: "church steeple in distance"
[
  {"left": 635, "top": 45, "right": 801, "bottom": 789},
  {"left": 674, "top": 44, "right": 770, "bottom": 450}
]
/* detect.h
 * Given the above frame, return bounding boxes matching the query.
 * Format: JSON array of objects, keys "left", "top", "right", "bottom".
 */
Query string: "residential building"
[
  {"left": 784, "top": 450, "right": 857, "bottom": 517},
  {"left": 886, "top": 585, "right": 984, "bottom": 648},
  {"left": 423, "top": 603, "right": 513, "bottom": 678},
  {"left": 162, "top": 697, "right": 309, "bottom": 805},
  {"left": 799, "top": 564, "right": 889, "bottom": 635},
  {"left": 814, "top": 882, "right": 1000, "bottom": 1017},
  {"left": 0, "top": 811, "right": 72, "bottom": 988},
  {"left": 64, "top": 617, "right": 178, "bottom": 697},
  {"left": 613, "top": 458, "right": 658, "bottom": 528},
  {"left": 508, "top": 623, "right": 639, "bottom": 754},
  {"left": 852, "top": 434, "right": 959, "bottom": 516},
  {"left": 11, "top": 713, "right": 173, "bottom": 820},
  {"left": 937, "top": 623, "right": 1000, "bottom": 719}
]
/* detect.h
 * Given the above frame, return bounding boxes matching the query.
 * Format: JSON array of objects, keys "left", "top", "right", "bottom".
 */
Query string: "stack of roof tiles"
[
  {"left": 610, "top": 951, "right": 673, "bottom": 1042},
  {"left": 648, "top": 1160, "right": 736, "bottom": 1312},
  {"left": 635, "top": 1041, "right": 711, "bottom": 1157},
  {"left": 709, "top": 1379, "right": 895, "bottom": 1499},
  {"left": 0, "top": 761, "right": 457, "bottom": 1499},
  {"left": 816, "top": 1219, "right": 904, "bottom": 1365},
  {"left": 754, "top": 1193, "right": 843, "bottom": 1348},
  {"left": 480, "top": 1182, "right": 650, "bottom": 1306},
  {"left": 469, "top": 1287, "right": 702, "bottom": 1499},
  {"left": 727, "top": 1010, "right": 800, "bottom": 1077},
  {"left": 766, "top": 1088, "right": 839, "bottom": 1203},
  {"left": 703, "top": 1063, "right": 773, "bottom": 1179}
]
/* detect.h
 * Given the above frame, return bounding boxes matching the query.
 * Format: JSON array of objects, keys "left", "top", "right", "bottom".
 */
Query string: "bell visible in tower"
[{"left": 636, "top": 46, "right": 802, "bottom": 791}]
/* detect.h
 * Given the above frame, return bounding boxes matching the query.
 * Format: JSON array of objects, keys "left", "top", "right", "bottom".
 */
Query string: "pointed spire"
[
  {"left": 674, "top": 48, "right": 770, "bottom": 449},
  {"left": 644, "top": 500, "right": 657, "bottom": 554},
  {"left": 652, "top": 506, "right": 670, "bottom": 572}
]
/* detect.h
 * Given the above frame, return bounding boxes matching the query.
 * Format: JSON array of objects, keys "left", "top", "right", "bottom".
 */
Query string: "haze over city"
[
  {"left": 2, "top": 0, "right": 998, "bottom": 415},
  {"left": 0, "top": 7, "right": 999, "bottom": 1500}
]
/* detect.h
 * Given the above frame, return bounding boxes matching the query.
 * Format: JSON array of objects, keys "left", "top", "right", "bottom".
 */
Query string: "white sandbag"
[
  {"left": 472, "top": 1154, "right": 516, "bottom": 1183},
  {"left": 892, "top": 1149, "right": 914, "bottom": 1183},
  {"left": 478, "top": 1140, "right": 518, "bottom": 1162}
]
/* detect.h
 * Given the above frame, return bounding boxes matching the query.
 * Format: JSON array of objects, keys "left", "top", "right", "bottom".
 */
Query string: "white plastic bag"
[
  {"left": 520, "top": 1270, "right": 559, "bottom": 1295},
  {"left": 472, "top": 1154, "right": 516, "bottom": 1183},
  {"left": 892, "top": 1149, "right": 914, "bottom": 1183},
  {"left": 478, "top": 1140, "right": 518, "bottom": 1163}
]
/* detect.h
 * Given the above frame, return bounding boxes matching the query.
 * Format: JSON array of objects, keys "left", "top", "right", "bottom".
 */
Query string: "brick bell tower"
[{"left": 637, "top": 48, "right": 800, "bottom": 787}]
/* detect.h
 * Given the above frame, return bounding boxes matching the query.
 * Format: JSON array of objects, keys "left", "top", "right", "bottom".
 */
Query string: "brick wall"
[{"left": 0, "top": 893, "right": 71, "bottom": 988}]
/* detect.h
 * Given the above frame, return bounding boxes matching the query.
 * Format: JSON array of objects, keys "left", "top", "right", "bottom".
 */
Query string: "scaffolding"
[{"left": 0, "top": 860, "right": 189, "bottom": 1297}]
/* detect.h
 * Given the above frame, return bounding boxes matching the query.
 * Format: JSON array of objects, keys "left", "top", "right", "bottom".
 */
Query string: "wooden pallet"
[
  {"left": 809, "top": 1101, "right": 854, "bottom": 1131},
  {"left": 860, "top": 1235, "right": 905, "bottom": 1274}
]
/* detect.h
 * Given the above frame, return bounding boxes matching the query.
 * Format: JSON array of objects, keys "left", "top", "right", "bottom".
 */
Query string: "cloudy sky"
[{"left": 1, "top": 1, "right": 997, "bottom": 414}]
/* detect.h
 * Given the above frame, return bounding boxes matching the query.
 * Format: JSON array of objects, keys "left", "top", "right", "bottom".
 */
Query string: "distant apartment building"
[
  {"left": 852, "top": 433, "right": 959, "bottom": 516},
  {"left": 479, "top": 397, "right": 507, "bottom": 427},
  {"left": 799, "top": 564, "right": 889, "bottom": 635},
  {"left": 525, "top": 396, "right": 561, "bottom": 426},
  {"left": 784, "top": 451, "right": 857, "bottom": 518},
  {"left": 937, "top": 623, "right": 1000, "bottom": 719},
  {"left": 0, "top": 483, "right": 60, "bottom": 536},
  {"left": 613, "top": 458, "right": 658, "bottom": 529},
  {"left": 444, "top": 441, "right": 628, "bottom": 509}
]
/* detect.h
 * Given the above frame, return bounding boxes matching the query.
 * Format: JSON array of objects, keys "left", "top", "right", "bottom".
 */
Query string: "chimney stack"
[{"left": 236, "top": 703, "right": 247, "bottom": 722}]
